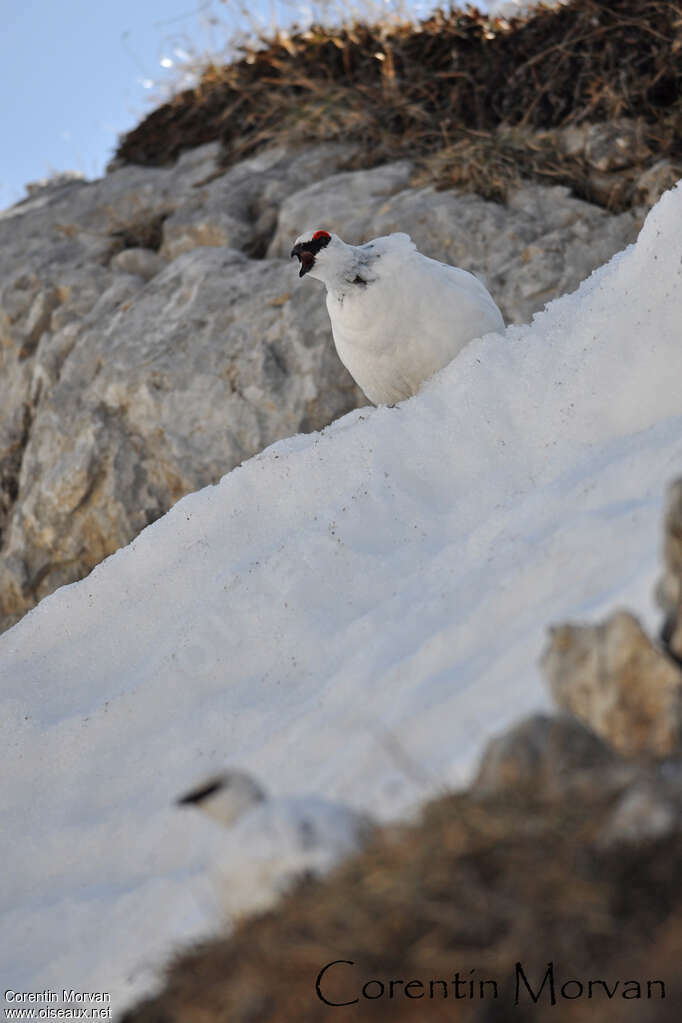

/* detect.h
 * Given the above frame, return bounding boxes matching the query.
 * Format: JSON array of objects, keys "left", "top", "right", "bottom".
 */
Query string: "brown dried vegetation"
[{"left": 116, "top": 0, "right": 682, "bottom": 208}]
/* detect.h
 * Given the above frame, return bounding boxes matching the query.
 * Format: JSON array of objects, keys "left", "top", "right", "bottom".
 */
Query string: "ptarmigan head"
[
  {"left": 176, "top": 770, "right": 266, "bottom": 828},
  {"left": 290, "top": 228, "right": 338, "bottom": 281}
]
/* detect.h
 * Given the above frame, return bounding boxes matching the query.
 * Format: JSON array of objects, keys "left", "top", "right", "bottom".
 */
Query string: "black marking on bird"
[{"left": 176, "top": 777, "right": 226, "bottom": 806}]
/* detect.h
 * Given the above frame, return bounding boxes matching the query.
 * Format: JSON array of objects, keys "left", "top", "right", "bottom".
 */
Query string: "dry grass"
[{"left": 115, "top": 0, "right": 681, "bottom": 208}]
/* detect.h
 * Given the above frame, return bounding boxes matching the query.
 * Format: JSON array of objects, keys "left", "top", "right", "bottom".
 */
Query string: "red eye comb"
[{"left": 312, "top": 230, "right": 331, "bottom": 241}]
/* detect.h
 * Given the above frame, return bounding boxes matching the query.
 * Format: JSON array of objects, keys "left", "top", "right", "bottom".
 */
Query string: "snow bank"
[{"left": 1, "top": 182, "right": 681, "bottom": 1010}]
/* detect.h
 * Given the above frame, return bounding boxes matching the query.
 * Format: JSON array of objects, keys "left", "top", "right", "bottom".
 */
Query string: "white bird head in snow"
[{"left": 176, "top": 770, "right": 266, "bottom": 828}]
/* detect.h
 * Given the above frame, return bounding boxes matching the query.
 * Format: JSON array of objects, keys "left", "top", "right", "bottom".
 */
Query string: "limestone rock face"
[
  {"left": 541, "top": 611, "right": 682, "bottom": 758},
  {"left": 0, "top": 144, "right": 365, "bottom": 631},
  {"left": 0, "top": 138, "right": 652, "bottom": 632},
  {"left": 0, "top": 247, "right": 362, "bottom": 629},
  {"left": 110, "top": 247, "right": 163, "bottom": 280},
  {"left": 267, "top": 161, "right": 415, "bottom": 256}
]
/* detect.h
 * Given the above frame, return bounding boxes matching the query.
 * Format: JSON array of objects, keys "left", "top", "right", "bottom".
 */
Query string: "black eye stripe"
[
  {"left": 176, "top": 778, "right": 225, "bottom": 804},
  {"left": 298, "top": 234, "right": 331, "bottom": 256}
]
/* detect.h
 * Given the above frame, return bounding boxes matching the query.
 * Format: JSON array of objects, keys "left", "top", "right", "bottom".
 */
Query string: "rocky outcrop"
[
  {"left": 473, "top": 712, "right": 682, "bottom": 850},
  {"left": 0, "top": 143, "right": 365, "bottom": 630},
  {"left": 541, "top": 611, "right": 682, "bottom": 757},
  {"left": 472, "top": 711, "right": 626, "bottom": 796},
  {"left": 0, "top": 137, "right": 650, "bottom": 632},
  {"left": 550, "top": 117, "right": 678, "bottom": 209},
  {"left": 537, "top": 479, "right": 682, "bottom": 760}
]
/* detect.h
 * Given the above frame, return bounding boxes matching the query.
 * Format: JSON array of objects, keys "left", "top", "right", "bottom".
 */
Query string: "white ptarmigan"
[
  {"left": 177, "top": 770, "right": 373, "bottom": 919},
  {"left": 290, "top": 229, "right": 505, "bottom": 405}
]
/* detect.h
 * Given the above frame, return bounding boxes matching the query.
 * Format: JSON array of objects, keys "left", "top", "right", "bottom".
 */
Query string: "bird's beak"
[{"left": 290, "top": 244, "right": 315, "bottom": 278}]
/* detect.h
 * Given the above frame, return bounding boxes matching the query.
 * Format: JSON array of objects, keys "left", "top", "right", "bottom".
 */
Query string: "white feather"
[{"left": 178, "top": 770, "right": 373, "bottom": 920}]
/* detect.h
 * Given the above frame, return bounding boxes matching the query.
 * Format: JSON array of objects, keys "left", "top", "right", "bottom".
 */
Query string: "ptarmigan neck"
[{"left": 324, "top": 244, "right": 378, "bottom": 302}]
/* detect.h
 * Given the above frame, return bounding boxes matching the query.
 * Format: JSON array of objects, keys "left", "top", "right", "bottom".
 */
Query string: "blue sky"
[
  {"left": 0, "top": 0, "right": 500, "bottom": 210},
  {"left": 0, "top": 0, "right": 245, "bottom": 208}
]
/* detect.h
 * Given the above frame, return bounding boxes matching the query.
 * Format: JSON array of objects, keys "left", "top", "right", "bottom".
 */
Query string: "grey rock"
[
  {"left": 267, "top": 161, "right": 415, "bottom": 257},
  {"left": 161, "top": 211, "right": 252, "bottom": 261},
  {"left": 110, "top": 248, "right": 164, "bottom": 281},
  {"left": 48, "top": 266, "right": 113, "bottom": 332},
  {"left": 584, "top": 119, "right": 652, "bottom": 173},
  {"left": 0, "top": 246, "right": 364, "bottom": 627},
  {"left": 502, "top": 186, "right": 639, "bottom": 321},
  {"left": 20, "top": 287, "right": 60, "bottom": 358},
  {"left": 163, "top": 142, "right": 361, "bottom": 261},
  {"left": 24, "top": 171, "right": 86, "bottom": 197},
  {"left": 170, "top": 141, "right": 224, "bottom": 182},
  {"left": 0, "top": 143, "right": 366, "bottom": 632},
  {"left": 472, "top": 712, "right": 626, "bottom": 798},
  {"left": 586, "top": 169, "right": 634, "bottom": 209},
  {"left": 634, "top": 160, "right": 681, "bottom": 214},
  {"left": 541, "top": 611, "right": 682, "bottom": 758},
  {"left": 474, "top": 709, "right": 682, "bottom": 851},
  {"left": 554, "top": 119, "right": 655, "bottom": 179}
]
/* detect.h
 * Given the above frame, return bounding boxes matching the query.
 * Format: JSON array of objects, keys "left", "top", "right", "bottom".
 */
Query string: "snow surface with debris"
[{"left": 1, "top": 182, "right": 681, "bottom": 1012}]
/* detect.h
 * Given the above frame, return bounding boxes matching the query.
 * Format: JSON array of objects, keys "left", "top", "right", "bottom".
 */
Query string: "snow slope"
[{"left": 1, "top": 182, "right": 681, "bottom": 1012}]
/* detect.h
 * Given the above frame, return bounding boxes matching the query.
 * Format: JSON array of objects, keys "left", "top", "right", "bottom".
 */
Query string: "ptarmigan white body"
[
  {"left": 177, "top": 770, "right": 373, "bottom": 920},
  {"left": 291, "top": 230, "right": 505, "bottom": 405}
]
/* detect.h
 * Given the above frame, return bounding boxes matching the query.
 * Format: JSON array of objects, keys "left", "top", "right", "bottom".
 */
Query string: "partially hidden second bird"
[{"left": 291, "top": 229, "right": 505, "bottom": 405}]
